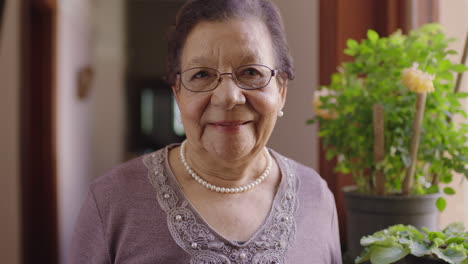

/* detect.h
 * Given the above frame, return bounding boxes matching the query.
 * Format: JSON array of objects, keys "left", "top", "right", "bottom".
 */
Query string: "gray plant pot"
[{"left": 343, "top": 186, "right": 440, "bottom": 261}]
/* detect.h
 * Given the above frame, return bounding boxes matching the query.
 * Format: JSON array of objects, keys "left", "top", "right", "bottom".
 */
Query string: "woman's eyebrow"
[
  {"left": 185, "top": 53, "right": 262, "bottom": 69},
  {"left": 238, "top": 53, "right": 262, "bottom": 65},
  {"left": 186, "top": 56, "right": 213, "bottom": 68}
]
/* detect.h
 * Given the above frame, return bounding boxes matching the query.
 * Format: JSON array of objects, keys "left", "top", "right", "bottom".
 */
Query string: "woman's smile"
[{"left": 207, "top": 120, "right": 253, "bottom": 133}]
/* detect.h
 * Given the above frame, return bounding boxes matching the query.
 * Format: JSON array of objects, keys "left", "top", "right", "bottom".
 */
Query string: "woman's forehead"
[{"left": 180, "top": 19, "right": 275, "bottom": 69}]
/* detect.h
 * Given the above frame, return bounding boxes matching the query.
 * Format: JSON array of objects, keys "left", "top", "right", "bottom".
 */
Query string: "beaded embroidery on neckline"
[{"left": 143, "top": 145, "right": 298, "bottom": 264}]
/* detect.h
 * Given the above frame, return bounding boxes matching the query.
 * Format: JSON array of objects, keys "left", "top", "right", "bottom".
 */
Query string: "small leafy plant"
[
  {"left": 308, "top": 24, "right": 468, "bottom": 210},
  {"left": 355, "top": 223, "right": 468, "bottom": 264}
]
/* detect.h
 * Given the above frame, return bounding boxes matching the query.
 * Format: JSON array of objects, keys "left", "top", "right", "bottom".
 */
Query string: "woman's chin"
[{"left": 203, "top": 137, "right": 256, "bottom": 161}]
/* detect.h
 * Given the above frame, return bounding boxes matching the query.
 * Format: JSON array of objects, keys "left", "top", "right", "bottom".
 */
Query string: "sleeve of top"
[
  {"left": 70, "top": 188, "right": 111, "bottom": 264},
  {"left": 330, "top": 197, "right": 343, "bottom": 264}
]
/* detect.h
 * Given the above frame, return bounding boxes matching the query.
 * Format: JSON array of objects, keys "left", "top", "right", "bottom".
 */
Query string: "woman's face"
[{"left": 173, "top": 18, "right": 287, "bottom": 161}]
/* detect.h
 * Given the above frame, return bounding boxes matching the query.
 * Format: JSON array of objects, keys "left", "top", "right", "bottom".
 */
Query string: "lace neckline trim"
[{"left": 143, "top": 144, "right": 298, "bottom": 264}]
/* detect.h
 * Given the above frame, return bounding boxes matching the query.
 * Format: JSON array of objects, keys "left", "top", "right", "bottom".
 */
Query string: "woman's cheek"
[
  {"left": 250, "top": 91, "right": 281, "bottom": 115},
  {"left": 180, "top": 95, "right": 210, "bottom": 132}
]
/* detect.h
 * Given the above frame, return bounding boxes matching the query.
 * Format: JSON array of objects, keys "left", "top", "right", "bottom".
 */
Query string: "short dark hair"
[{"left": 166, "top": 0, "right": 295, "bottom": 85}]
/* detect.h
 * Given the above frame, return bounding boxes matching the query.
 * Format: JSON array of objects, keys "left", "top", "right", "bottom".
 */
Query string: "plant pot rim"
[{"left": 343, "top": 185, "right": 441, "bottom": 200}]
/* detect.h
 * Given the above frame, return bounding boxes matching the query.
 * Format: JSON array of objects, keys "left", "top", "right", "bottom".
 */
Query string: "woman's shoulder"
[
  {"left": 91, "top": 156, "right": 146, "bottom": 189},
  {"left": 269, "top": 149, "right": 334, "bottom": 203},
  {"left": 89, "top": 147, "right": 168, "bottom": 201}
]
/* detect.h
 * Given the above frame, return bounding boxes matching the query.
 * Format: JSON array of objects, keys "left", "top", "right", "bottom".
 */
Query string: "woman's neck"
[{"left": 182, "top": 142, "right": 269, "bottom": 187}]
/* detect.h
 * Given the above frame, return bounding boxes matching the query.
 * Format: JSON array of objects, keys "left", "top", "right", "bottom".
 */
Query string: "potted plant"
[
  {"left": 308, "top": 24, "right": 468, "bottom": 259},
  {"left": 355, "top": 222, "right": 468, "bottom": 264}
]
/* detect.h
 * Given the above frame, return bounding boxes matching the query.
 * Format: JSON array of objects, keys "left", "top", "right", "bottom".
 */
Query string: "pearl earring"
[{"left": 278, "top": 110, "right": 284, "bottom": 117}]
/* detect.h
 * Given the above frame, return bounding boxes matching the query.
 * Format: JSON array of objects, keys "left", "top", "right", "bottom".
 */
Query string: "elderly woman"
[{"left": 71, "top": 0, "right": 342, "bottom": 263}]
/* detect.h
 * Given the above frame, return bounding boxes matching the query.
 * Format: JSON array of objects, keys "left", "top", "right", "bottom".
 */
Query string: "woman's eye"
[
  {"left": 242, "top": 68, "right": 261, "bottom": 76},
  {"left": 192, "top": 71, "right": 209, "bottom": 79}
]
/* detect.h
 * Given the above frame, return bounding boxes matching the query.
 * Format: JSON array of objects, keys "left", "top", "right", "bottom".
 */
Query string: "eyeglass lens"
[{"left": 180, "top": 65, "right": 273, "bottom": 92}]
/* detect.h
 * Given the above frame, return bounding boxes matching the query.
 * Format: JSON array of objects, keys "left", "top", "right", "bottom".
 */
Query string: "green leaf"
[
  {"left": 452, "top": 64, "right": 468, "bottom": 73},
  {"left": 347, "top": 39, "right": 359, "bottom": 50},
  {"left": 446, "top": 49, "right": 458, "bottom": 55},
  {"left": 438, "top": 59, "right": 452, "bottom": 71},
  {"left": 325, "top": 150, "right": 336, "bottom": 161},
  {"left": 455, "top": 92, "right": 468, "bottom": 98},
  {"left": 432, "top": 237, "right": 446, "bottom": 247},
  {"left": 355, "top": 247, "right": 371, "bottom": 264},
  {"left": 436, "top": 197, "right": 447, "bottom": 212},
  {"left": 442, "top": 222, "right": 465, "bottom": 234},
  {"left": 443, "top": 187, "right": 456, "bottom": 195},
  {"left": 361, "top": 235, "right": 389, "bottom": 247},
  {"left": 446, "top": 237, "right": 465, "bottom": 244},
  {"left": 409, "top": 240, "right": 430, "bottom": 257},
  {"left": 367, "top": 30, "right": 379, "bottom": 44},
  {"left": 426, "top": 185, "right": 439, "bottom": 194},
  {"left": 441, "top": 173, "right": 453, "bottom": 184},
  {"left": 442, "top": 244, "right": 467, "bottom": 263},
  {"left": 370, "top": 245, "right": 410, "bottom": 264},
  {"left": 344, "top": 49, "right": 355, "bottom": 56},
  {"left": 306, "top": 119, "right": 316, "bottom": 125},
  {"left": 432, "top": 248, "right": 456, "bottom": 264}
]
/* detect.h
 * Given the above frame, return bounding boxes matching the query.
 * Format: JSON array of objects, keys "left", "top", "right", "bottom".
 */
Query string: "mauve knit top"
[{"left": 70, "top": 144, "right": 342, "bottom": 264}]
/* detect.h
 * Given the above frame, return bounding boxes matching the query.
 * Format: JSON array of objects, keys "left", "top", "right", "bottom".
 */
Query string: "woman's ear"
[
  {"left": 277, "top": 75, "right": 288, "bottom": 109},
  {"left": 172, "top": 78, "right": 181, "bottom": 102}
]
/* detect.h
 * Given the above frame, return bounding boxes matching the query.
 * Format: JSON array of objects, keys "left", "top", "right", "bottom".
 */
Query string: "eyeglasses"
[{"left": 177, "top": 64, "right": 278, "bottom": 92}]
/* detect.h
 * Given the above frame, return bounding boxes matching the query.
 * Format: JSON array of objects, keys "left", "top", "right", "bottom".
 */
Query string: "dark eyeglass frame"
[{"left": 176, "top": 64, "right": 278, "bottom": 92}]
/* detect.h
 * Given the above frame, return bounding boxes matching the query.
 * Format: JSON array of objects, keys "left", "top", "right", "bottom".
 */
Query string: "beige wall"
[
  {"left": 91, "top": 0, "right": 126, "bottom": 178},
  {"left": 56, "top": 0, "right": 127, "bottom": 262},
  {"left": 269, "top": 0, "right": 319, "bottom": 169},
  {"left": 56, "top": 0, "right": 95, "bottom": 262},
  {"left": 0, "top": 0, "right": 21, "bottom": 263},
  {"left": 438, "top": 0, "right": 468, "bottom": 228}
]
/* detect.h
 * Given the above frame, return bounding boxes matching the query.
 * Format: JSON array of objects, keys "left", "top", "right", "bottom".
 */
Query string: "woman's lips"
[{"left": 208, "top": 120, "right": 252, "bottom": 132}]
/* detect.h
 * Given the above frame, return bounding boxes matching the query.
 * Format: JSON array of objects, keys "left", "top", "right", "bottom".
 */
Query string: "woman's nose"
[{"left": 210, "top": 75, "right": 246, "bottom": 110}]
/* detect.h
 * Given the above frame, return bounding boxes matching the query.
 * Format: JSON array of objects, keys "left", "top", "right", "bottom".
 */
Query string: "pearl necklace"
[{"left": 180, "top": 140, "right": 272, "bottom": 194}]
